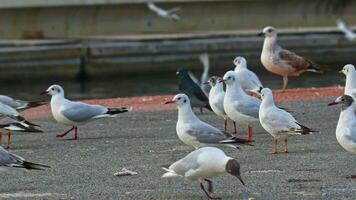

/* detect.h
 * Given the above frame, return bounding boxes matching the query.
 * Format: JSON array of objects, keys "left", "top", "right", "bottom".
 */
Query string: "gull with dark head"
[
  {"left": 42, "top": 84, "right": 128, "bottom": 140},
  {"left": 162, "top": 147, "right": 244, "bottom": 199}
]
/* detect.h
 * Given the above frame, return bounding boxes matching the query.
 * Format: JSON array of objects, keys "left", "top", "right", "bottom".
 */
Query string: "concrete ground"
[{"left": 0, "top": 98, "right": 355, "bottom": 200}]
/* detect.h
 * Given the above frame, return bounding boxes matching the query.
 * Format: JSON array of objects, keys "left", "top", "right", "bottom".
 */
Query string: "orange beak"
[{"left": 165, "top": 100, "right": 175, "bottom": 104}]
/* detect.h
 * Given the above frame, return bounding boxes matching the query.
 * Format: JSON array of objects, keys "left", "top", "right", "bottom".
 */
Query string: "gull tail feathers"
[
  {"left": 16, "top": 161, "right": 50, "bottom": 170},
  {"left": 162, "top": 167, "right": 180, "bottom": 178},
  {"left": 3, "top": 122, "right": 43, "bottom": 132},
  {"left": 106, "top": 107, "right": 129, "bottom": 115},
  {"left": 305, "top": 60, "right": 331, "bottom": 73},
  {"left": 294, "top": 122, "right": 317, "bottom": 135},
  {"left": 220, "top": 137, "right": 254, "bottom": 146}
]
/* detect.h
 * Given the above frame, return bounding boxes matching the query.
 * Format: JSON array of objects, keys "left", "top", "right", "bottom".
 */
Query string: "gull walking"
[
  {"left": 0, "top": 146, "right": 50, "bottom": 170},
  {"left": 165, "top": 94, "right": 252, "bottom": 149},
  {"left": 42, "top": 84, "right": 128, "bottom": 140},
  {"left": 147, "top": 1, "right": 180, "bottom": 21},
  {"left": 259, "top": 26, "right": 326, "bottom": 91},
  {"left": 0, "top": 95, "right": 46, "bottom": 111},
  {"left": 336, "top": 19, "right": 356, "bottom": 41},
  {"left": 328, "top": 95, "right": 356, "bottom": 178},
  {"left": 162, "top": 147, "right": 244, "bottom": 199},
  {"left": 206, "top": 76, "right": 229, "bottom": 132},
  {"left": 339, "top": 64, "right": 356, "bottom": 95},
  {"left": 259, "top": 88, "right": 315, "bottom": 154},
  {"left": 200, "top": 53, "right": 211, "bottom": 96},
  {"left": 233, "top": 56, "right": 263, "bottom": 93},
  {"left": 222, "top": 71, "right": 260, "bottom": 140}
]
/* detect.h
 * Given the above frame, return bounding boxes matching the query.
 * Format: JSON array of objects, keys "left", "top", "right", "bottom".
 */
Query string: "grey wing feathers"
[
  {"left": 186, "top": 129, "right": 226, "bottom": 144},
  {"left": 0, "top": 102, "right": 20, "bottom": 119},
  {"left": 236, "top": 97, "right": 260, "bottom": 118},
  {"left": 61, "top": 102, "right": 107, "bottom": 122},
  {"left": 170, "top": 150, "right": 202, "bottom": 176}
]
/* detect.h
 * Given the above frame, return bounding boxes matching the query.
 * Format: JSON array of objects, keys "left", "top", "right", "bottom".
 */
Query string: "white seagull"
[
  {"left": 0, "top": 95, "right": 46, "bottom": 111},
  {"left": 200, "top": 53, "right": 211, "bottom": 96},
  {"left": 165, "top": 93, "right": 252, "bottom": 149},
  {"left": 259, "top": 26, "right": 326, "bottom": 91},
  {"left": 147, "top": 1, "right": 180, "bottom": 21},
  {"left": 259, "top": 88, "right": 315, "bottom": 154},
  {"left": 233, "top": 56, "right": 263, "bottom": 93},
  {"left": 222, "top": 71, "right": 260, "bottom": 141},
  {"left": 42, "top": 84, "right": 128, "bottom": 140},
  {"left": 206, "top": 76, "right": 228, "bottom": 132},
  {"left": 336, "top": 19, "right": 356, "bottom": 41},
  {"left": 339, "top": 64, "right": 356, "bottom": 96},
  {"left": 162, "top": 147, "right": 244, "bottom": 199},
  {"left": 328, "top": 95, "right": 356, "bottom": 178},
  {"left": 0, "top": 146, "right": 50, "bottom": 170}
]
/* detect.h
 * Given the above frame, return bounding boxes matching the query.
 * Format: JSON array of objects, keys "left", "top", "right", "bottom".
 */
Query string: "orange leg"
[
  {"left": 5, "top": 130, "right": 10, "bottom": 149},
  {"left": 270, "top": 138, "right": 279, "bottom": 154},
  {"left": 246, "top": 125, "right": 253, "bottom": 141},
  {"left": 285, "top": 136, "right": 289, "bottom": 153}
]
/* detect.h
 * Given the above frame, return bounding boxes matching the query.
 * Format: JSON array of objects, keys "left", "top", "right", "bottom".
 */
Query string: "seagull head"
[
  {"left": 259, "top": 26, "right": 277, "bottom": 38},
  {"left": 233, "top": 56, "right": 247, "bottom": 69},
  {"left": 339, "top": 64, "right": 355, "bottom": 76},
  {"left": 260, "top": 88, "right": 273, "bottom": 101},
  {"left": 221, "top": 71, "right": 237, "bottom": 85},
  {"left": 225, "top": 159, "right": 245, "bottom": 186},
  {"left": 165, "top": 93, "right": 190, "bottom": 107},
  {"left": 205, "top": 76, "right": 219, "bottom": 87},
  {"left": 42, "top": 84, "right": 64, "bottom": 96},
  {"left": 328, "top": 95, "right": 353, "bottom": 108}
]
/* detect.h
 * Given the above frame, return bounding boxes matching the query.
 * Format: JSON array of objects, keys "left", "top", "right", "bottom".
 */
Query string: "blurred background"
[{"left": 0, "top": 0, "right": 355, "bottom": 99}]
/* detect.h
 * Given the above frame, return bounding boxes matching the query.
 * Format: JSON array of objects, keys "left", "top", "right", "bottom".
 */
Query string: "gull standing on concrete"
[
  {"left": 200, "top": 53, "right": 211, "bottom": 96},
  {"left": 339, "top": 64, "right": 356, "bottom": 96},
  {"left": 336, "top": 19, "right": 356, "bottom": 41},
  {"left": 165, "top": 94, "right": 252, "bottom": 149},
  {"left": 162, "top": 147, "right": 244, "bottom": 199},
  {"left": 328, "top": 95, "right": 356, "bottom": 178},
  {"left": 147, "top": 1, "right": 180, "bottom": 21},
  {"left": 222, "top": 71, "right": 260, "bottom": 140},
  {"left": 259, "top": 26, "right": 326, "bottom": 91},
  {"left": 206, "top": 76, "right": 229, "bottom": 132},
  {"left": 259, "top": 88, "right": 315, "bottom": 154},
  {"left": 233, "top": 56, "right": 263, "bottom": 93},
  {"left": 0, "top": 95, "right": 46, "bottom": 111},
  {"left": 0, "top": 146, "right": 50, "bottom": 170},
  {"left": 42, "top": 84, "right": 128, "bottom": 140},
  {"left": 177, "top": 69, "right": 212, "bottom": 112}
]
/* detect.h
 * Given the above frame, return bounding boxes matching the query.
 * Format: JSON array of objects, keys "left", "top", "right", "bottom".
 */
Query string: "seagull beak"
[
  {"left": 40, "top": 91, "right": 49, "bottom": 95},
  {"left": 203, "top": 81, "right": 210, "bottom": 85},
  {"left": 327, "top": 101, "right": 339, "bottom": 106},
  {"left": 165, "top": 100, "right": 175, "bottom": 104},
  {"left": 219, "top": 77, "right": 225, "bottom": 83},
  {"left": 258, "top": 32, "right": 264, "bottom": 36},
  {"left": 338, "top": 70, "right": 344, "bottom": 74},
  {"left": 236, "top": 175, "right": 245, "bottom": 186}
]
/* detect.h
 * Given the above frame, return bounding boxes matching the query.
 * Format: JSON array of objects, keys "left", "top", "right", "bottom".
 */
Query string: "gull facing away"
[
  {"left": 259, "top": 26, "right": 326, "bottom": 91},
  {"left": 177, "top": 69, "right": 212, "bottom": 112},
  {"left": 0, "top": 146, "right": 50, "bottom": 170},
  {"left": 165, "top": 94, "right": 252, "bottom": 149},
  {"left": 233, "top": 56, "right": 263, "bottom": 93},
  {"left": 222, "top": 71, "right": 260, "bottom": 141},
  {"left": 206, "top": 76, "right": 229, "bottom": 133},
  {"left": 259, "top": 88, "right": 315, "bottom": 154},
  {"left": 200, "top": 53, "right": 211, "bottom": 96},
  {"left": 162, "top": 147, "right": 244, "bottom": 199},
  {"left": 328, "top": 95, "right": 356, "bottom": 179},
  {"left": 339, "top": 64, "right": 356, "bottom": 96},
  {"left": 0, "top": 95, "right": 46, "bottom": 111},
  {"left": 147, "top": 1, "right": 180, "bottom": 21},
  {"left": 336, "top": 19, "right": 356, "bottom": 41},
  {"left": 42, "top": 84, "right": 128, "bottom": 140}
]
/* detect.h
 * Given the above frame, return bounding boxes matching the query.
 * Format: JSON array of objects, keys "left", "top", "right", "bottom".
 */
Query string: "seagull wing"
[{"left": 61, "top": 102, "right": 107, "bottom": 123}]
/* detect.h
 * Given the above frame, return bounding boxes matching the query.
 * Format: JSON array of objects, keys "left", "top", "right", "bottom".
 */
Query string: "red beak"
[
  {"left": 328, "top": 102, "right": 338, "bottom": 106},
  {"left": 40, "top": 91, "right": 48, "bottom": 95},
  {"left": 165, "top": 100, "right": 175, "bottom": 104}
]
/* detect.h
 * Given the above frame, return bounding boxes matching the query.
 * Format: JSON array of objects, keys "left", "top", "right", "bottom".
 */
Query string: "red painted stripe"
[{"left": 22, "top": 86, "right": 344, "bottom": 120}]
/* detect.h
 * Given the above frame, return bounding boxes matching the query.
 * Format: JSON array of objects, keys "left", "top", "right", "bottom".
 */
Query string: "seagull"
[
  {"left": 0, "top": 95, "right": 46, "bottom": 111},
  {"left": 165, "top": 94, "right": 252, "bottom": 149},
  {"left": 259, "top": 26, "right": 327, "bottom": 91},
  {"left": 233, "top": 56, "right": 263, "bottom": 94},
  {"left": 0, "top": 122, "right": 43, "bottom": 149},
  {"left": 336, "top": 19, "right": 356, "bottom": 41},
  {"left": 222, "top": 71, "right": 260, "bottom": 141},
  {"left": 259, "top": 88, "right": 315, "bottom": 154},
  {"left": 199, "top": 53, "right": 211, "bottom": 96},
  {"left": 147, "top": 1, "right": 180, "bottom": 21},
  {"left": 177, "top": 69, "right": 212, "bottom": 112},
  {"left": 42, "top": 84, "right": 128, "bottom": 140},
  {"left": 339, "top": 64, "right": 356, "bottom": 96},
  {"left": 206, "top": 76, "right": 229, "bottom": 132},
  {"left": 162, "top": 147, "right": 244, "bottom": 200},
  {"left": 0, "top": 146, "right": 50, "bottom": 170},
  {"left": 328, "top": 95, "right": 356, "bottom": 179}
]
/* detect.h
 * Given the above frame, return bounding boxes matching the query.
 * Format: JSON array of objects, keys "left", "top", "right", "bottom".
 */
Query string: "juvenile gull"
[
  {"left": 233, "top": 56, "right": 263, "bottom": 93},
  {"left": 222, "top": 71, "right": 260, "bottom": 140},
  {"left": 259, "top": 88, "right": 315, "bottom": 154},
  {"left": 42, "top": 84, "right": 128, "bottom": 140},
  {"left": 0, "top": 146, "right": 50, "bottom": 170},
  {"left": 162, "top": 147, "right": 244, "bottom": 199},
  {"left": 165, "top": 94, "right": 252, "bottom": 149},
  {"left": 339, "top": 64, "right": 356, "bottom": 96},
  {"left": 147, "top": 1, "right": 180, "bottom": 21},
  {"left": 259, "top": 26, "right": 326, "bottom": 91},
  {"left": 199, "top": 53, "right": 211, "bottom": 96},
  {"left": 336, "top": 19, "right": 356, "bottom": 41},
  {"left": 328, "top": 95, "right": 356, "bottom": 178}
]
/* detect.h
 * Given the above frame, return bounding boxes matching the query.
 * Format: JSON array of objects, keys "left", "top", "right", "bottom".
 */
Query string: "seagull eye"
[{"left": 177, "top": 97, "right": 181, "bottom": 100}]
